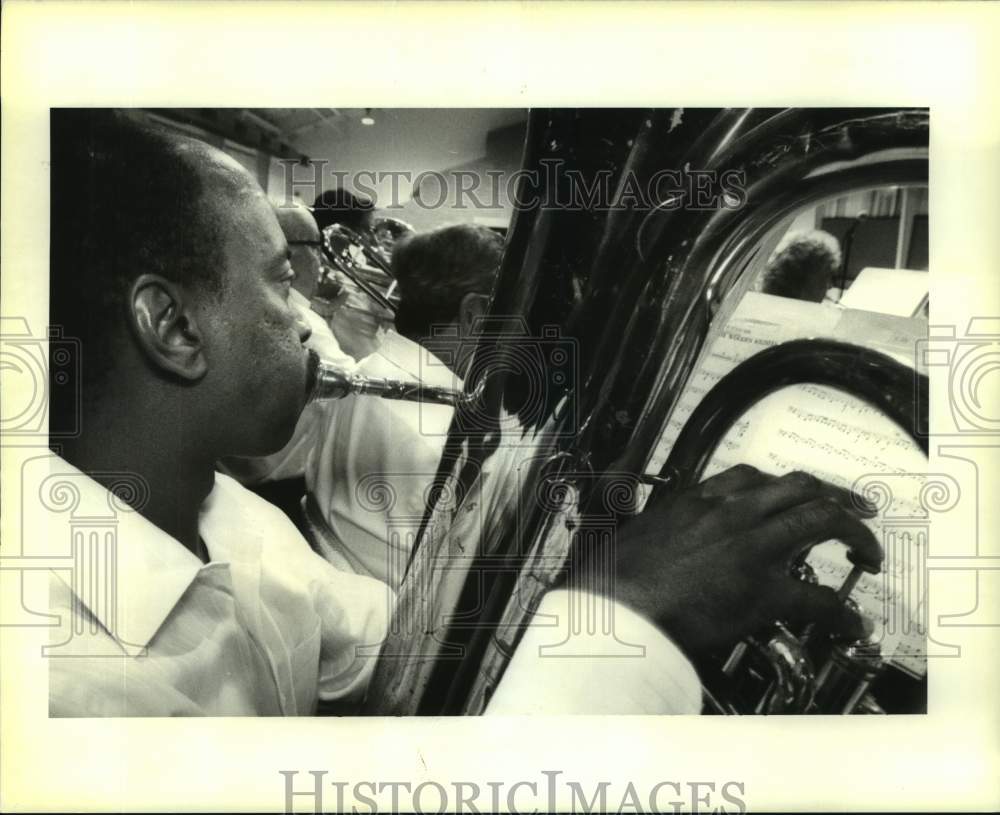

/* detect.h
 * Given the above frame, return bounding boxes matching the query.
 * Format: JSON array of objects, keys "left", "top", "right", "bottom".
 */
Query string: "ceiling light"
[{"left": 361, "top": 108, "right": 375, "bottom": 126}]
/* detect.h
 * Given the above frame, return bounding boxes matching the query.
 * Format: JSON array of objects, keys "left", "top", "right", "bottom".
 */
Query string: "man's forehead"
[
  {"left": 206, "top": 185, "right": 282, "bottom": 252},
  {"left": 170, "top": 138, "right": 266, "bottom": 216},
  {"left": 165, "top": 136, "right": 287, "bottom": 279},
  {"left": 176, "top": 145, "right": 272, "bottom": 220}
]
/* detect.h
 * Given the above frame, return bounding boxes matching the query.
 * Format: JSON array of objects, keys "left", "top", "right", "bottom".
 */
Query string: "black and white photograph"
[
  {"left": 43, "top": 105, "right": 931, "bottom": 719},
  {"left": 2, "top": 3, "right": 998, "bottom": 814}
]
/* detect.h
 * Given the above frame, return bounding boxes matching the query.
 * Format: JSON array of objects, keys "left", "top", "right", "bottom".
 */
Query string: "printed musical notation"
[{"left": 646, "top": 293, "right": 928, "bottom": 677}]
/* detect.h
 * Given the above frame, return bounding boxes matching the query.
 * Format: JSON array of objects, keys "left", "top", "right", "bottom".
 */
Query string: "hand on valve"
[{"left": 579, "top": 464, "right": 883, "bottom": 656}]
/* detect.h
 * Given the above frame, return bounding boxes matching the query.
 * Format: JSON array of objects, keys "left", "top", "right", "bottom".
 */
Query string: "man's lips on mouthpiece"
[{"left": 305, "top": 348, "right": 321, "bottom": 399}]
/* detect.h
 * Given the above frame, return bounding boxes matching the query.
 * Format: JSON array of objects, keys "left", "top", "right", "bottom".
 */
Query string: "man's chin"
[
  {"left": 229, "top": 359, "right": 315, "bottom": 459},
  {"left": 249, "top": 411, "right": 301, "bottom": 457},
  {"left": 250, "top": 391, "right": 311, "bottom": 457}
]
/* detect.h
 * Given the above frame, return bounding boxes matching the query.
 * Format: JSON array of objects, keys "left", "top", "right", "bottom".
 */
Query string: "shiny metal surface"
[
  {"left": 309, "top": 360, "right": 483, "bottom": 408},
  {"left": 362, "top": 107, "right": 929, "bottom": 716},
  {"left": 320, "top": 223, "right": 398, "bottom": 314},
  {"left": 664, "top": 338, "right": 926, "bottom": 714}
]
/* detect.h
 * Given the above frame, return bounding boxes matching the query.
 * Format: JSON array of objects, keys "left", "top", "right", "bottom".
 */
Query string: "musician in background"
[
  {"left": 277, "top": 198, "right": 357, "bottom": 369},
  {"left": 759, "top": 229, "right": 842, "bottom": 304},
  {"left": 313, "top": 188, "right": 393, "bottom": 360},
  {"left": 312, "top": 187, "right": 375, "bottom": 233},
  {"left": 305, "top": 224, "right": 502, "bottom": 588}
]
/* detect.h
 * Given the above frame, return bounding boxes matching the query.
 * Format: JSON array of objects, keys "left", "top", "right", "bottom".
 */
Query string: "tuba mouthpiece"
[{"left": 308, "top": 360, "right": 484, "bottom": 409}]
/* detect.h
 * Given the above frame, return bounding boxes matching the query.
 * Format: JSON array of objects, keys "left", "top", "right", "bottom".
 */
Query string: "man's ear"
[
  {"left": 458, "top": 292, "right": 490, "bottom": 336},
  {"left": 128, "top": 274, "right": 208, "bottom": 381}
]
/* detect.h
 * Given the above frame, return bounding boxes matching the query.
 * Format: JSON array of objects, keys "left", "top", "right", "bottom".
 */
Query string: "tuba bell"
[{"left": 362, "top": 107, "right": 930, "bottom": 716}]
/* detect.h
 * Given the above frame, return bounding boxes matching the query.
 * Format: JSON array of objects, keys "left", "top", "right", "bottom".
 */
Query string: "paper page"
[
  {"left": 840, "top": 266, "right": 929, "bottom": 317},
  {"left": 645, "top": 292, "right": 928, "bottom": 676}
]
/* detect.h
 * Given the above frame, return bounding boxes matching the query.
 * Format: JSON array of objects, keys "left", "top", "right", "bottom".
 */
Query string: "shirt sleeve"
[
  {"left": 484, "top": 589, "right": 703, "bottom": 715},
  {"left": 303, "top": 554, "right": 396, "bottom": 703},
  {"left": 210, "top": 473, "right": 395, "bottom": 706}
]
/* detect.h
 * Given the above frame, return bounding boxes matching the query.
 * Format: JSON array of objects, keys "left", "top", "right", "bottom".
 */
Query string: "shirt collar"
[{"left": 46, "top": 455, "right": 206, "bottom": 650}]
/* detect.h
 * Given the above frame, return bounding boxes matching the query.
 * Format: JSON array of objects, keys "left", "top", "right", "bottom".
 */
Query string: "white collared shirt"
[
  {"left": 41, "top": 453, "right": 702, "bottom": 717},
  {"left": 45, "top": 456, "right": 391, "bottom": 716}
]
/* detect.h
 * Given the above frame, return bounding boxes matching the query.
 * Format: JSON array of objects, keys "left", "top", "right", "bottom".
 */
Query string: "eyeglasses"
[{"left": 287, "top": 240, "right": 323, "bottom": 249}]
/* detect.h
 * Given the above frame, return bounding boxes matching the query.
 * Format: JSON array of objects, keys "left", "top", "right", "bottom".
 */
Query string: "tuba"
[
  {"left": 361, "top": 107, "right": 930, "bottom": 716},
  {"left": 662, "top": 337, "right": 927, "bottom": 714}
]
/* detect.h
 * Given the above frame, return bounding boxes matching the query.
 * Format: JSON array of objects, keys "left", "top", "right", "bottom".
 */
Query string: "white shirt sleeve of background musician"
[
  {"left": 484, "top": 590, "right": 703, "bottom": 715},
  {"left": 291, "top": 288, "right": 358, "bottom": 372},
  {"left": 306, "top": 316, "right": 358, "bottom": 372}
]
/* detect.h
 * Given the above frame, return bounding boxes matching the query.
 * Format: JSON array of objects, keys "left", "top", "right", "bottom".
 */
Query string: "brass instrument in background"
[
  {"left": 372, "top": 215, "right": 417, "bottom": 257},
  {"left": 319, "top": 223, "right": 399, "bottom": 314},
  {"left": 314, "top": 217, "right": 417, "bottom": 361},
  {"left": 317, "top": 217, "right": 416, "bottom": 312},
  {"left": 361, "top": 107, "right": 930, "bottom": 716}
]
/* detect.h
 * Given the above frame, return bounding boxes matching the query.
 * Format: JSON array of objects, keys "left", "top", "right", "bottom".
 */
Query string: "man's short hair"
[
  {"left": 390, "top": 223, "right": 503, "bottom": 339},
  {"left": 760, "top": 229, "right": 842, "bottom": 301},
  {"left": 50, "top": 109, "right": 228, "bottom": 386},
  {"left": 311, "top": 188, "right": 374, "bottom": 233}
]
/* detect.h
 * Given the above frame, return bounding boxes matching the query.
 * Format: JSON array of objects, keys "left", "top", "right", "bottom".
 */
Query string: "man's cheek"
[{"left": 267, "top": 329, "right": 309, "bottom": 393}]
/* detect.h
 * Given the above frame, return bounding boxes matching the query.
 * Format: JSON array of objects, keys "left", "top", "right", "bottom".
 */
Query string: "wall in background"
[
  {"left": 144, "top": 108, "right": 531, "bottom": 233},
  {"left": 781, "top": 185, "right": 929, "bottom": 275},
  {"left": 291, "top": 109, "right": 528, "bottom": 231}
]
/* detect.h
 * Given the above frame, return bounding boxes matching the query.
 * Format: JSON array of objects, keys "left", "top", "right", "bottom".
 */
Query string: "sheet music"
[{"left": 645, "top": 292, "right": 928, "bottom": 676}]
